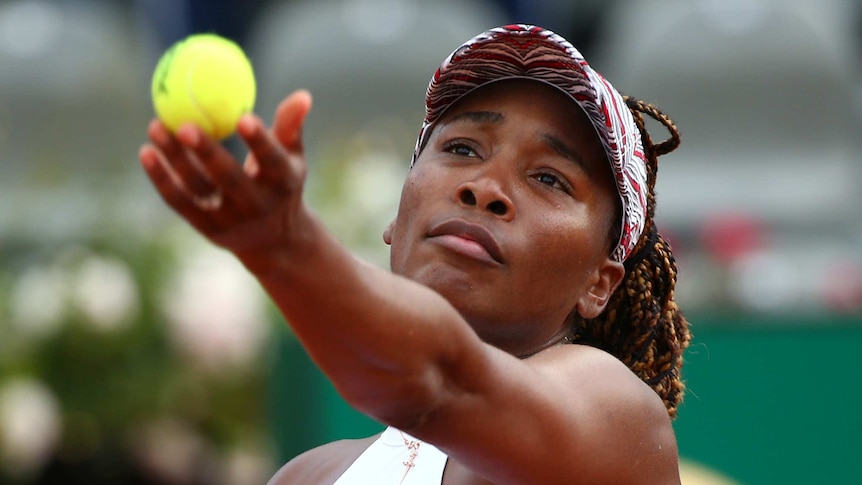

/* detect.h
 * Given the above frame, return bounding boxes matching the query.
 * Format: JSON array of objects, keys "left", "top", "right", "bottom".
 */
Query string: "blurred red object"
[
  {"left": 699, "top": 212, "right": 768, "bottom": 264},
  {"left": 821, "top": 259, "right": 862, "bottom": 313}
]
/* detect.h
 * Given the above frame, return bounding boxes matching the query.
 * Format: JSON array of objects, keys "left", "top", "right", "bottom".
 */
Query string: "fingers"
[
  {"left": 146, "top": 119, "right": 216, "bottom": 197},
  {"left": 139, "top": 143, "right": 219, "bottom": 235},
  {"left": 273, "top": 89, "right": 313, "bottom": 153},
  {"left": 174, "top": 124, "right": 262, "bottom": 215},
  {"left": 140, "top": 90, "right": 313, "bottom": 248},
  {"left": 239, "top": 90, "right": 312, "bottom": 192},
  {"left": 142, "top": 119, "right": 261, "bottom": 232}
]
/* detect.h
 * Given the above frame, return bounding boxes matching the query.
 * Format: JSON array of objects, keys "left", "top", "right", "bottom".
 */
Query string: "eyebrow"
[
  {"left": 443, "top": 110, "right": 504, "bottom": 126},
  {"left": 542, "top": 134, "right": 593, "bottom": 176}
]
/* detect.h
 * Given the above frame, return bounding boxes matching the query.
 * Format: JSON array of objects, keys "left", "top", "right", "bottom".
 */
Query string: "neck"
[{"left": 514, "top": 326, "right": 571, "bottom": 359}]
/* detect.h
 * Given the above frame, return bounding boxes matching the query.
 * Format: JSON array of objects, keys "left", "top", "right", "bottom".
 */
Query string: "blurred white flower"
[
  {"left": 0, "top": 377, "right": 62, "bottom": 477},
  {"left": 332, "top": 148, "right": 405, "bottom": 268},
  {"left": 130, "top": 417, "right": 206, "bottom": 485},
  {"left": 71, "top": 254, "right": 139, "bottom": 332},
  {"left": 343, "top": 150, "right": 404, "bottom": 220},
  {"left": 220, "top": 442, "right": 275, "bottom": 485},
  {"left": 162, "top": 247, "right": 271, "bottom": 371},
  {"left": 8, "top": 263, "right": 69, "bottom": 340}
]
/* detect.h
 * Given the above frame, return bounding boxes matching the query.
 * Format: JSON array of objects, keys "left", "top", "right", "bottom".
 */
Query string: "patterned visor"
[{"left": 411, "top": 24, "right": 647, "bottom": 262}]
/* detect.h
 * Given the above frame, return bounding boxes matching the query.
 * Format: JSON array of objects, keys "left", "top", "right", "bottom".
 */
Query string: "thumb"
[{"left": 272, "top": 89, "right": 313, "bottom": 154}]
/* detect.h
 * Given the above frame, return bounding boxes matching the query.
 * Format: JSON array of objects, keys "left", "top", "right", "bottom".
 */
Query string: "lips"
[{"left": 428, "top": 219, "right": 504, "bottom": 264}]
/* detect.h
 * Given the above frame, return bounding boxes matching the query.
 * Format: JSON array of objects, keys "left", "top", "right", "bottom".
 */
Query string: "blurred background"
[{"left": 0, "top": 0, "right": 860, "bottom": 484}]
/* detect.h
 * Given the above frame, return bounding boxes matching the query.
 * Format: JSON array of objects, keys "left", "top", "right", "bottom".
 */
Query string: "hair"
[{"left": 568, "top": 97, "right": 691, "bottom": 419}]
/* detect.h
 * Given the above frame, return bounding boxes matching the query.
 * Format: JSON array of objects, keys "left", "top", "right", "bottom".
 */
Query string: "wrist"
[{"left": 235, "top": 205, "right": 322, "bottom": 280}]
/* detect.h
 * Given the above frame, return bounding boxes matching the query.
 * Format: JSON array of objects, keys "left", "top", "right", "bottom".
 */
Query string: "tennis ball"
[{"left": 151, "top": 33, "right": 256, "bottom": 139}]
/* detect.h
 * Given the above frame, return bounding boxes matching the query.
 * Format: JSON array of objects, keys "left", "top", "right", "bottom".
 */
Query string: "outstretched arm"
[
  {"left": 139, "top": 90, "right": 680, "bottom": 484},
  {"left": 139, "top": 90, "right": 474, "bottom": 424}
]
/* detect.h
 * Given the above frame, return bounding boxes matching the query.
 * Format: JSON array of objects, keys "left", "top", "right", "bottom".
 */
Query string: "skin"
[{"left": 139, "top": 79, "right": 681, "bottom": 485}]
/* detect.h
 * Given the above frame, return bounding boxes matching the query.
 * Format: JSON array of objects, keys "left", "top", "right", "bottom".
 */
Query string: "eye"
[
  {"left": 534, "top": 171, "right": 573, "bottom": 193},
  {"left": 444, "top": 141, "right": 479, "bottom": 158}
]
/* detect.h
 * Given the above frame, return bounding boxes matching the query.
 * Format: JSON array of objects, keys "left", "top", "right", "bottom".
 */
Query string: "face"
[{"left": 383, "top": 79, "right": 625, "bottom": 356}]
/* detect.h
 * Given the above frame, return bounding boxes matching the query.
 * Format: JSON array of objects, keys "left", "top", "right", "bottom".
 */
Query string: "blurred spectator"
[
  {"left": 489, "top": 0, "right": 614, "bottom": 56},
  {"left": 135, "top": 0, "right": 271, "bottom": 48}
]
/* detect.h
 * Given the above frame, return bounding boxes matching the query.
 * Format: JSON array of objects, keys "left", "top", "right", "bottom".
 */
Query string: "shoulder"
[
  {"left": 532, "top": 342, "right": 666, "bottom": 406},
  {"left": 267, "top": 434, "right": 379, "bottom": 485},
  {"left": 535, "top": 343, "right": 674, "bottom": 435},
  {"left": 536, "top": 343, "right": 681, "bottom": 483}
]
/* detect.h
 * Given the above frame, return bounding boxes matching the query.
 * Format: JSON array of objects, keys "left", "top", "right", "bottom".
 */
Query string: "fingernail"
[
  {"left": 178, "top": 124, "right": 199, "bottom": 147},
  {"left": 149, "top": 120, "right": 168, "bottom": 144},
  {"left": 237, "top": 115, "right": 256, "bottom": 137}
]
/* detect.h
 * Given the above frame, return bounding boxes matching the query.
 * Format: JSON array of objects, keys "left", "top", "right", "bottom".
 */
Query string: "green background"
[{"left": 270, "top": 314, "right": 862, "bottom": 484}]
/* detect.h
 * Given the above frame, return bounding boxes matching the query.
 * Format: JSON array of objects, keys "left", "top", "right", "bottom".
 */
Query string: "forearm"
[
  {"left": 140, "top": 99, "right": 473, "bottom": 428},
  {"left": 140, "top": 98, "right": 473, "bottom": 427},
  {"left": 240, "top": 207, "right": 469, "bottom": 426}
]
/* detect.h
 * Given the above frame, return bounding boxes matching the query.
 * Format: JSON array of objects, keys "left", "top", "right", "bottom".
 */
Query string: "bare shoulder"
[
  {"left": 545, "top": 343, "right": 677, "bottom": 434},
  {"left": 537, "top": 343, "right": 681, "bottom": 483},
  {"left": 267, "top": 434, "right": 379, "bottom": 485},
  {"left": 417, "top": 342, "right": 680, "bottom": 484}
]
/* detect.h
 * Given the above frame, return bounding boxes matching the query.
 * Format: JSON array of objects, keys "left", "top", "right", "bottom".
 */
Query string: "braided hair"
[{"left": 568, "top": 97, "right": 691, "bottom": 418}]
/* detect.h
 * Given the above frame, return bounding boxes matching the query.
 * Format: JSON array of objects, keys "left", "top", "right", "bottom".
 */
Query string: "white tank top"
[{"left": 334, "top": 426, "right": 449, "bottom": 484}]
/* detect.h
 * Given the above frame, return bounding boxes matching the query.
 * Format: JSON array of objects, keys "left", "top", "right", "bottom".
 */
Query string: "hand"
[{"left": 139, "top": 89, "right": 314, "bottom": 263}]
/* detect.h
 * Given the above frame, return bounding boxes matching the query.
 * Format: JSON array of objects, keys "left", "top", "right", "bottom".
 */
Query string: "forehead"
[
  {"left": 439, "top": 79, "right": 585, "bottom": 122},
  {"left": 433, "top": 79, "right": 609, "bottom": 171}
]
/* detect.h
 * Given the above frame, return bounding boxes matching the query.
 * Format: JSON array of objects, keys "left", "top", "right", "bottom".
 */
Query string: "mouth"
[{"left": 427, "top": 219, "right": 505, "bottom": 265}]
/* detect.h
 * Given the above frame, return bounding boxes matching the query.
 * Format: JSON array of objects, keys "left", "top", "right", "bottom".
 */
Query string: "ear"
[
  {"left": 575, "top": 259, "right": 626, "bottom": 319},
  {"left": 382, "top": 219, "right": 396, "bottom": 245}
]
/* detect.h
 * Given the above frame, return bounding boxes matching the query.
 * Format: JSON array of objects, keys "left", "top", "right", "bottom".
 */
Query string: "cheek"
[
  {"left": 518, "top": 214, "right": 602, "bottom": 291},
  {"left": 387, "top": 171, "right": 437, "bottom": 271},
  {"left": 395, "top": 164, "right": 451, "bottom": 219}
]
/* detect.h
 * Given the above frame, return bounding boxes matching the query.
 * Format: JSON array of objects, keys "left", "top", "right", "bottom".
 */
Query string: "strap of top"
[{"left": 334, "top": 427, "right": 449, "bottom": 485}]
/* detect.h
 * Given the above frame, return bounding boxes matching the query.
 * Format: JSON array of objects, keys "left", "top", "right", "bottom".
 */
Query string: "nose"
[{"left": 455, "top": 176, "right": 515, "bottom": 221}]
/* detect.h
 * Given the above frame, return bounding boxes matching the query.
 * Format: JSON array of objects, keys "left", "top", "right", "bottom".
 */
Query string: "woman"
[{"left": 139, "top": 24, "right": 690, "bottom": 485}]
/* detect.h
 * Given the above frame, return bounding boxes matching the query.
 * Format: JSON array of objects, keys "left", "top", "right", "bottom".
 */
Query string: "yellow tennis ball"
[{"left": 151, "top": 33, "right": 256, "bottom": 139}]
